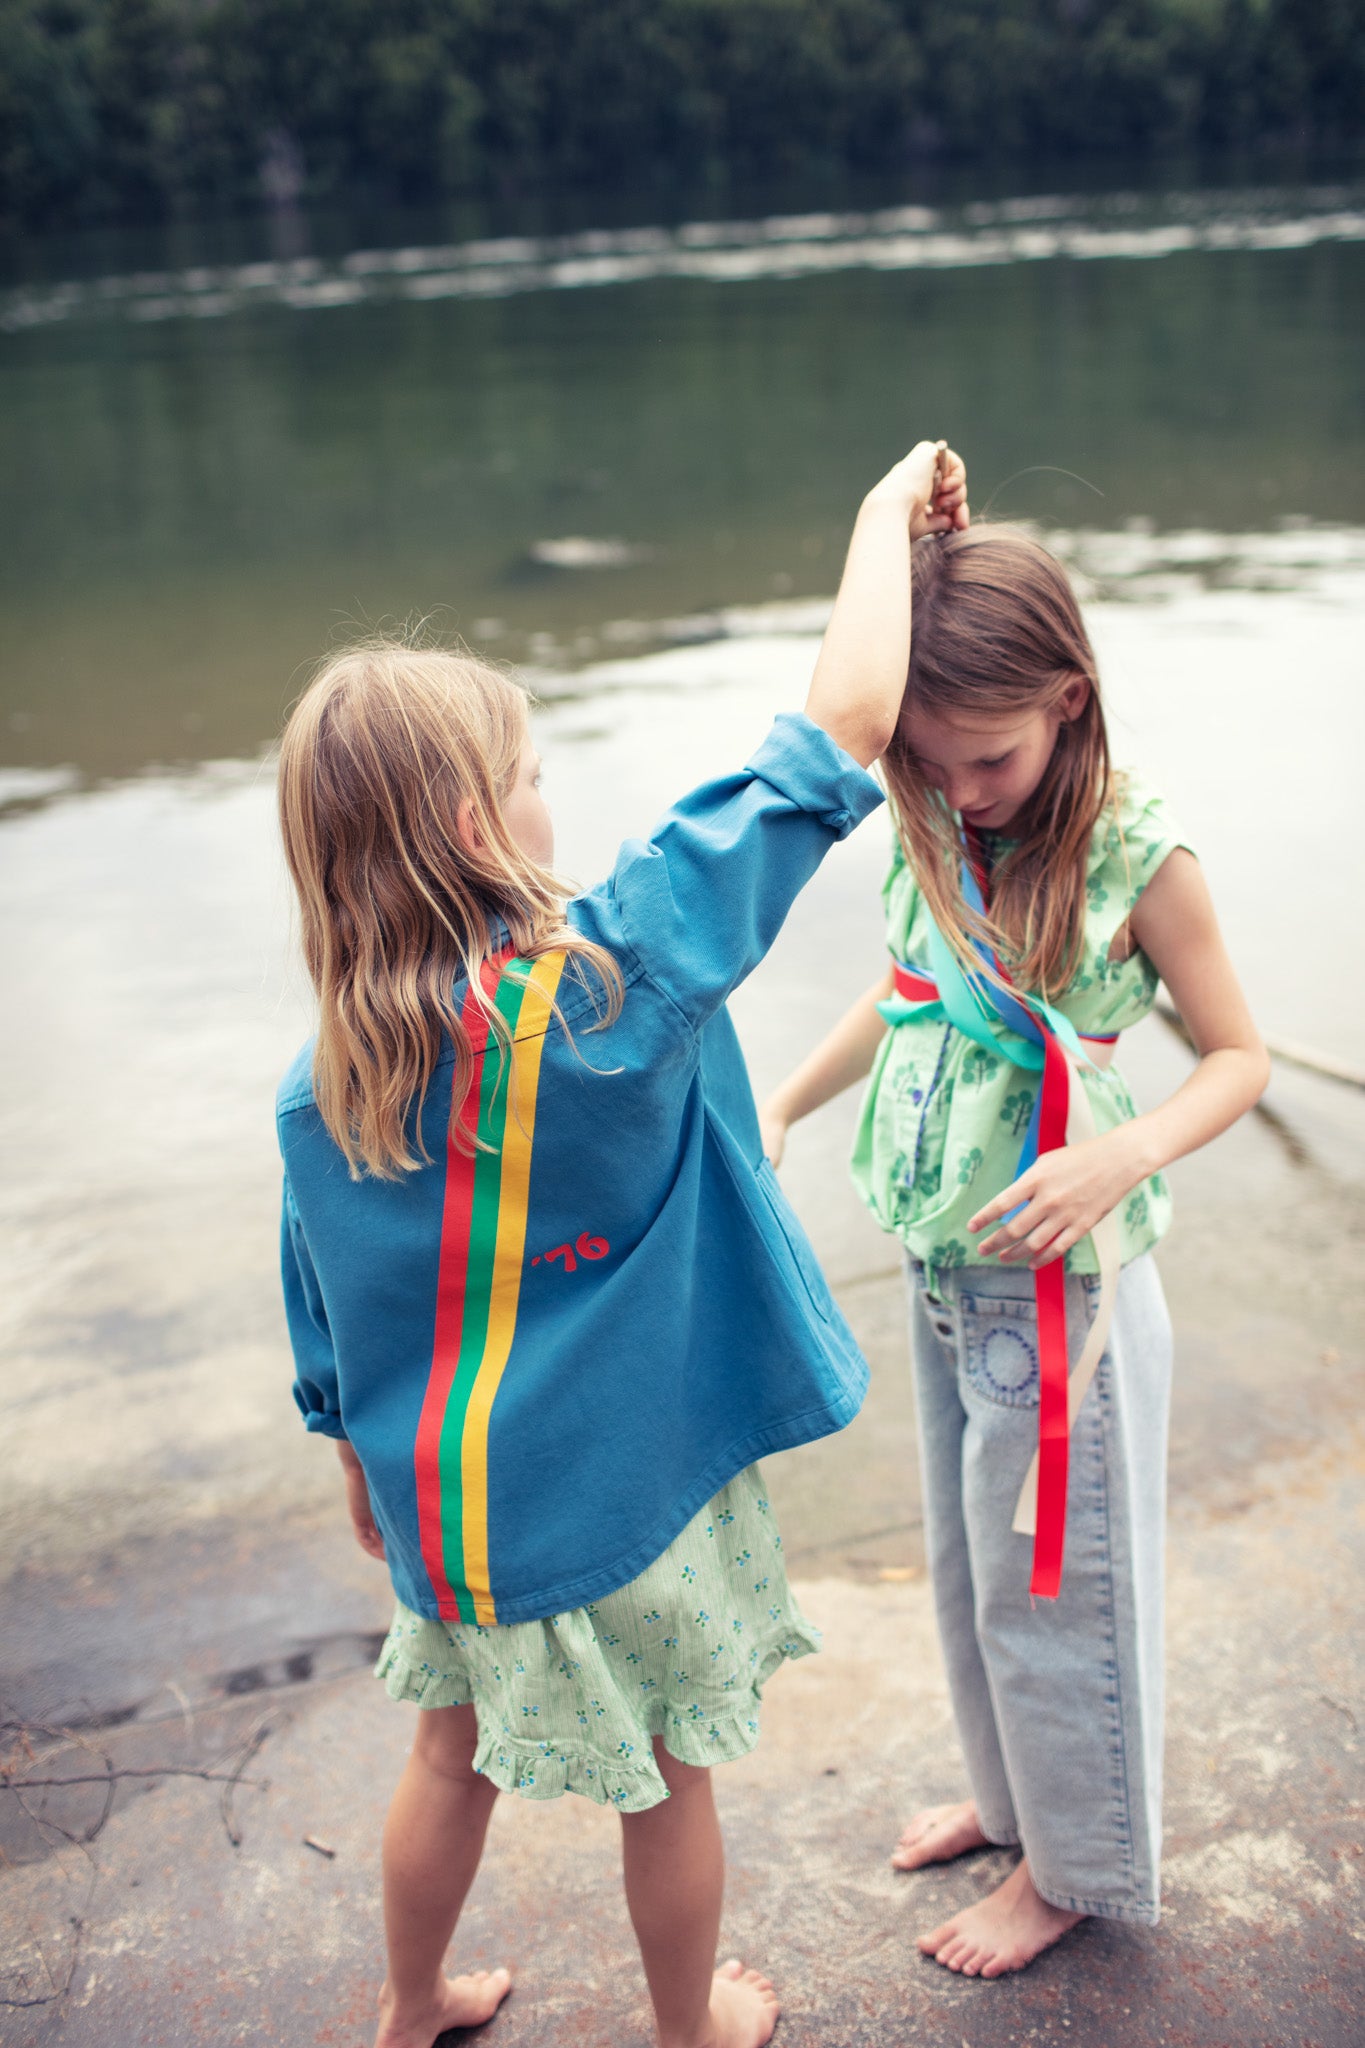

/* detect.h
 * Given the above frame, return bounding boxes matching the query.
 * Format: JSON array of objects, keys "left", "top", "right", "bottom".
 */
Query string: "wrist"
[
  {"left": 859, "top": 485, "right": 923, "bottom": 526},
  {"left": 762, "top": 1087, "right": 797, "bottom": 1131},
  {"left": 1115, "top": 1114, "right": 1162, "bottom": 1186}
]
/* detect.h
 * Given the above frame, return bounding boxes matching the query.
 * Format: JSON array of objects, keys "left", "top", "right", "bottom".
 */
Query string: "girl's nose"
[{"left": 943, "top": 776, "right": 979, "bottom": 814}]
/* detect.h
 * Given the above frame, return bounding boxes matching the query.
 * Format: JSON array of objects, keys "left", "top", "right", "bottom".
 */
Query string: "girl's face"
[
  {"left": 502, "top": 730, "right": 555, "bottom": 867},
  {"left": 903, "top": 685, "right": 1084, "bottom": 834}
]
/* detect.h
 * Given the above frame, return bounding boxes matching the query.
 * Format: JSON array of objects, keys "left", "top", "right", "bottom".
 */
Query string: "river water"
[{"left": 2, "top": 170, "right": 1363, "bottom": 1713}]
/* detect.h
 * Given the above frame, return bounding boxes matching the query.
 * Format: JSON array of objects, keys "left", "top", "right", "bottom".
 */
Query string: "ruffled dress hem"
[{"left": 375, "top": 1617, "right": 820, "bottom": 1812}]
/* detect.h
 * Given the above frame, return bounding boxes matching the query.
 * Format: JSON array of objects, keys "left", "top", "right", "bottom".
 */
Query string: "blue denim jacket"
[{"left": 278, "top": 714, "right": 882, "bottom": 1626}]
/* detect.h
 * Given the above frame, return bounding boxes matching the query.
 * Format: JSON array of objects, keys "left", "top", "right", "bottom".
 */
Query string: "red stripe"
[
  {"left": 414, "top": 958, "right": 504, "bottom": 1618},
  {"left": 1029, "top": 1029, "right": 1073, "bottom": 1599},
  {"left": 893, "top": 963, "right": 941, "bottom": 1004}
]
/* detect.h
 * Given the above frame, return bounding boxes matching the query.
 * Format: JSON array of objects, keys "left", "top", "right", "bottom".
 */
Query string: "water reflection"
[{"left": 5, "top": 183, "right": 1364, "bottom": 331}]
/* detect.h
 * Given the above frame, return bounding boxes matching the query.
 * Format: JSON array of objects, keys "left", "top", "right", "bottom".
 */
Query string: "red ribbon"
[
  {"left": 1029, "top": 1031, "right": 1073, "bottom": 1599},
  {"left": 891, "top": 827, "right": 1118, "bottom": 1599}
]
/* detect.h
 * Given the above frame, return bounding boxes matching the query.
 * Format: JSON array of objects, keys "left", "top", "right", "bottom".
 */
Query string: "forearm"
[
  {"left": 804, "top": 498, "right": 913, "bottom": 768},
  {"left": 766, "top": 974, "right": 893, "bottom": 1128},
  {"left": 973, "top": 1041, "right": 1270, "bottom": 1265},
  {"left": 1120, "top": 1043, "right": 1271, "bottom": 1183}
]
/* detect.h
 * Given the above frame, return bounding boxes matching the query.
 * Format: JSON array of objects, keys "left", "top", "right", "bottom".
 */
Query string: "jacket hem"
[{"left": 393, "top": 1376, "right": 868, "bottom": 1626}]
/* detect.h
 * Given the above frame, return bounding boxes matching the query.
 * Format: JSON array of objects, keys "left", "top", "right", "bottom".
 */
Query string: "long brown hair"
[
  {"left": 881, "top": 525, "right": 1114, "bottom": 998},
  {"left": 278, "top": 640, "right": 622, "bottom": 1179}
]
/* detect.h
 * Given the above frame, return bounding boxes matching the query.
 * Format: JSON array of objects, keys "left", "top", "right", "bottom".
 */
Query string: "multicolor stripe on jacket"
[{"left": 278, "top": 713, "right": 882, "bottom": 1626}]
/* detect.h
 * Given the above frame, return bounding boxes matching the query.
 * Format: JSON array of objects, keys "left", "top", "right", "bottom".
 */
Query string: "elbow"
[
  {"left": 864, "top": 711, "right": 899, "bottom": 764},
  {"left": 1249, "top": 1039, "right": 1272, "bottom": 1105},
  {"left": 832, "top": 709, "right": 897, "bottom": 770}
]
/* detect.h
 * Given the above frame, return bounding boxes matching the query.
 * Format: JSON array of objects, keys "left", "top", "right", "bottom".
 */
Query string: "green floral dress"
[
  {"left": 851, "top": 773, "right": 1191, "bottom": 1293},
  {"left": 376, "top": 1465, "right": 817, "bottom": 1812}
]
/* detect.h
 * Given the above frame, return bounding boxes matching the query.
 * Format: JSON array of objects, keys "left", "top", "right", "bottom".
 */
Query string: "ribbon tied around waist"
[{"left": 878, "top": 831, "right": 1122, "bottom": 1600}]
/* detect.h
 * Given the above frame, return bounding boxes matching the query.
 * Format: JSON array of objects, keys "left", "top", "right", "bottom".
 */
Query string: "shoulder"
[
  {"left": 1093, "top": 770, "right": 1193, "bottom": 910},
  {"left": 276, "top": 1041, "right": 318, "bottom": 1122}
]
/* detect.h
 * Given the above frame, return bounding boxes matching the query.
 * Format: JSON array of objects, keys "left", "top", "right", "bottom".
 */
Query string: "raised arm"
[{"left": 804, "top": 441, "right": 968, "bottom": 767}]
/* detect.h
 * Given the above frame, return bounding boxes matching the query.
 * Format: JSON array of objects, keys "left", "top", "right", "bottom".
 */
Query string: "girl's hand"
[
  {"left": 337, "top": 1441, "right": 386, "bottom": 1561},
  {"left": 759, "top": 1103, "right": 788, "bottom": 1169},
  {"left": 919, "top": 444, "right": 970, "bottom": 539},
  {"left": 969, "top": 1125, "right": 1144, "bottom": 1269},
  {"left": 864, "top": 441, "right": 969, "bottom": 537}
]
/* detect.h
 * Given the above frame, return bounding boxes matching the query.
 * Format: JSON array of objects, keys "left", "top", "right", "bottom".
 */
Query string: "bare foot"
[
  {"left": 664, "top": 1958, "right": 778, "bottom": 2048},
  {"left": 375, "top": 1967, "right": 511, "bottom": 2048},
  {"left": 917, "top": 1860, "right": 1084, "bottom": 1978},
  {"left": 891, "top": 1798, "right": 990, "bottom": 1871}
]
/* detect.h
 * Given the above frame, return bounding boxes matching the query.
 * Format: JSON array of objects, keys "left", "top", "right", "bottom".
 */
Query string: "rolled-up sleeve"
[
  {"left": 281, "top": 1175, "right": 347, "bottom": 1439},
  {"left": 595, "top": 713, "right": 882, "bottom": 1026}
]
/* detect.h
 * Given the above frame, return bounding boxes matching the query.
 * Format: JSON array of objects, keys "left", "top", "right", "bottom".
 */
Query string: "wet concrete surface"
[
  {"left": 3, "top": 1451, "right": 1361, "bottom": 2047},
  {"left": 3, "top": 1038, "right": 1362, "bottom": 2045}
]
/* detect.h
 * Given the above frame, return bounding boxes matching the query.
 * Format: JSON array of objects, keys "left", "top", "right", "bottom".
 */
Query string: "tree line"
[{"left": 3, "top": 0, "right": 1362, "bottom": 233}]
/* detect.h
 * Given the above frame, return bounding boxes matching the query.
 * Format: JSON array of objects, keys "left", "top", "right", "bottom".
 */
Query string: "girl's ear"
[
  {"left": 1059, "top": 673, "right": 1091, "bottom": 722},
  {"left": 455, "top": 796, "right": 483, "bottom": 857}
]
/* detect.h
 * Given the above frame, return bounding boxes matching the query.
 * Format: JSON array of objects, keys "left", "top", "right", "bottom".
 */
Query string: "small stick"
[
  {"left": 2, "top": 1766, "right": 262, "bottom": 1791},
  {"left": 303, "top": 1835, "right": 337, "bottom": 1859}
]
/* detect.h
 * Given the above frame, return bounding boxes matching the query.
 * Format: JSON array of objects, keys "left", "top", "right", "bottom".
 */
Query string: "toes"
[
  {"left": 458, "top": 1967, "right": 512, "bottom": 2019},
  {"left": 718, "top": 1958, "right": 744, "bottom": 1981},
  {"left": 925, "top": 1929, "right": 977, "bottom": 1973}
]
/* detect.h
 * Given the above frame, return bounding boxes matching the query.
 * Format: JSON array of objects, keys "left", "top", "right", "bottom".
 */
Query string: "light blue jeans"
[{"left": 908, "top": 1251, "right": 1172, "bottom": 1923}]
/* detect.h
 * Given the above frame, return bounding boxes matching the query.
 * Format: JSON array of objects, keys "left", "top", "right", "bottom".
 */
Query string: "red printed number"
[{"left": 532, "top": 1231, "right": 610, "bottom": 1273}]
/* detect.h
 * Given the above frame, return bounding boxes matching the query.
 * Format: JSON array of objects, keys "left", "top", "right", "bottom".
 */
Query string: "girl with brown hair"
[
  {"left": 761, "top": 518, "right": 1268, "bottom": 1977},
  {"left": 276, "top": 443, "right": 967, "bottom": 2048}
]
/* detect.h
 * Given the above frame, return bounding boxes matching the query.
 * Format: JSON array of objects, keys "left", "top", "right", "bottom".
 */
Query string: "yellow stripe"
[{"left": 462, "top": 953, "right": 566, "bottom": 1624}]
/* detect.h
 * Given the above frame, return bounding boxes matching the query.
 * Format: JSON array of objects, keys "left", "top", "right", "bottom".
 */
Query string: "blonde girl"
[
  {"left": 275, "top": 441, "right": 968, "bottom": 2048},
  {"left": 762, "top": 520, "right": 1268, "bottom": 1978}
]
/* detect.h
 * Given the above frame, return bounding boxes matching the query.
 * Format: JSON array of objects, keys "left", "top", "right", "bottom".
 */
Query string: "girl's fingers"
[
  {"left": 980, "top": 1223, "right": 1030, "bottom": 1255},
  {"left": 986, "top": 1206, "right": 1061, "bottom": 1258},
  {"left": 1029, "top": 1224, "right": 1084, "bottom": 1268},
  {"left": 969, "top": 1185, "right": 1028, "bottom": 1232}
]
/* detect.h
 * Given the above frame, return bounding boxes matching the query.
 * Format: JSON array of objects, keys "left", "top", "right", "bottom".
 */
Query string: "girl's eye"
[{"left": 981, "top": 754, "right": 1011, "bottom": 770}]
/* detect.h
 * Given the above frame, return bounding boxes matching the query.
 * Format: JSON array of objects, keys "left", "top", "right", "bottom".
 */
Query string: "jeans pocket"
[{"left": 958, "top": 1288, "right": 1041, "bottom": 1409}]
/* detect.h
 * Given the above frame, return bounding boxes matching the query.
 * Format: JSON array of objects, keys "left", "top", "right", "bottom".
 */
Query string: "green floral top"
[{"left": 851, "top": 774, "right": 1191, "bottom": 1289}]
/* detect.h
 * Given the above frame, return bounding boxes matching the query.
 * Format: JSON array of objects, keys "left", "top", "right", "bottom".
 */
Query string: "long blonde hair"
[
  {"left": 882, "top": 525, "right": 1114, "bottom": 998},
  {"left": 278, "top": 641, "right": 622, "bottom": 1179}
]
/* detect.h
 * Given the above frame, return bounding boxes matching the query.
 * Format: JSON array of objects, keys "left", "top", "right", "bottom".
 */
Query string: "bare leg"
[
  {"left": 375, "top": 1703, "right": 512, "bottom": 2048},
  {"left": 891, "top": 1797, "right": 990, "bottom": 1871},
  {"left": 620, "top": 1741, "right": 778, "bottom": 2048},
  {"left": 918, "top": 1859, "right": 1085, "bottom": 1978}
]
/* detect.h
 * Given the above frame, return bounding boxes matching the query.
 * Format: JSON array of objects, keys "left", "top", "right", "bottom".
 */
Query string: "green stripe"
[{"left": 437, "top": 965, "right": 531, "bottom": 1622}]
